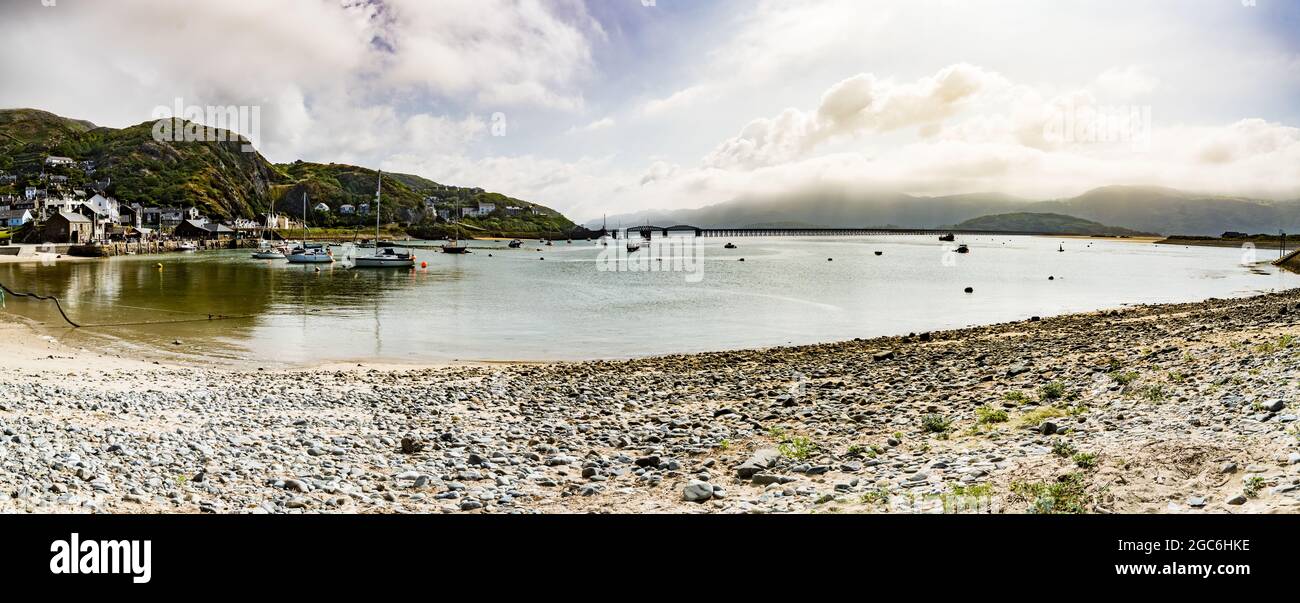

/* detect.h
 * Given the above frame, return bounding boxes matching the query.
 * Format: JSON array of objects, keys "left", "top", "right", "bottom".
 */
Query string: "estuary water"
[{"left": 2, "top": 235, "right": 1296, "bottom": 365}]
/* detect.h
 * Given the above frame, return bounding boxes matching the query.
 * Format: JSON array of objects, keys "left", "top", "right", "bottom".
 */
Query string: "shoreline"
[{"left": 4, "top": 289, "right": 1300, "bottom": 514}]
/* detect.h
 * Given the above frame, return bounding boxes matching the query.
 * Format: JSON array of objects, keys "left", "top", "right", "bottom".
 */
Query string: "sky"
[{"left": 1, "top": 0, "right": 1298, "bottom": 221}]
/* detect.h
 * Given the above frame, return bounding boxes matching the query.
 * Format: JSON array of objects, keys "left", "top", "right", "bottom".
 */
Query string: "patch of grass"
[
  {"left": 1072, "top": 452, "right": 1098, "bottom": 469},
  {"left": 1052, "top": 440, "right": 1077, "bottom": 458},
  {"left": 717, "top": 439, "right": 731, "bottom": 451},
  {"left": 1110, "top": 371, "right": 1139, "bottom": 386},
  {"left": 1010, "top": 472, "right": 1092, "bottom": 514},
  {"left": 1244, "top": 476, "right": 1265, "bottom": 499},
  {"left": 1039, "top": 381, "right": 1067, "bottom": 401},
  {"left": 1254, "top": 335, "right": 1297, "bottom": 354},
  {"left": 1141, "top": 384, "right": 1166, "bottom": 403},
  {"left": 1019, "top": 406, "right": 1067, "bottom": 427},
  {"left": 921, "top": 413, "right": 952, "bottom": 433},
  {"left": 778, "top": 435, "right": 818, "bottom": 460},
  {"left": 859, "top": 488, "right": 891, "bottom": 505},
  {"left": 1168, "top": 371, "right": 1186, "bottom": 384},
  {"left": 950, "top": 483, "right": 993, "bottom": 498},
  {"left": 976, "top": 406, "right": 1009, "bottom": 425},
  {"left": 766, "top": 426, "right": 788, "bottom": 440},
  {"left": 1003, "top": 390, "right": 1031, "bottom": 404},
  {"left": 847, "top": 443, "right": 879, "bottom": 458}
]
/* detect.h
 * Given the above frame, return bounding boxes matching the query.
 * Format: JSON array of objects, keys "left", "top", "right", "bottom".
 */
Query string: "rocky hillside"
[{"left": 0, "top": 108, "right": 575, "bottom": 232}]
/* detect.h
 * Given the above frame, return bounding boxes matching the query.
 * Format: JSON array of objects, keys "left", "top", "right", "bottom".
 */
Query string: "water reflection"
[{"left": 3, "top": 237, "right": 1297, "bottom": 365}]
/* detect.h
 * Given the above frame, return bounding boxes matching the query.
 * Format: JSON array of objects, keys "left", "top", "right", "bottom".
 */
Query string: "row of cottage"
[{"left": 0, "top": 192, "right": 293, "bottom": 244}]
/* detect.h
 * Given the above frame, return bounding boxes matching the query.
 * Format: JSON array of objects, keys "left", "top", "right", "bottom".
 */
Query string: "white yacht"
[
  {"left": 354, "top": 171, "right": 415, "bottom": 268},
  {"left": 285, "top": 192, "right": 334, "bottom": 264}
]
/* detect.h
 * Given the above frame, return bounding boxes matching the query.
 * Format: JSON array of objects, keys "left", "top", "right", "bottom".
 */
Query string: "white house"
[
  {"left": 314, "top": 202, "right": 330, "bottom": 213},
  {"left": 24, "top": 187, "right": 46, "bottom": 201},
  {"left": 44, "top": 156, "right": 75, "bottom": 167},
  {"left": 86, "top": 193, "right": 121, "bottom": 223},
  {"left": 476, "top": 202, "right": 496, "bottom": 216},
  {"left": 338, "top": 204, "right": 356, "bottom": 215}
]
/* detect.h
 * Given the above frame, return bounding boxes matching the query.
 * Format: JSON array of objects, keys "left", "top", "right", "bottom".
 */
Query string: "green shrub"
[
  {"left": 921, "top": 414, "right": 952, "bottom": 433},
  {"left": 976, "top": 406, "right": 1009, "bottom": 425}
]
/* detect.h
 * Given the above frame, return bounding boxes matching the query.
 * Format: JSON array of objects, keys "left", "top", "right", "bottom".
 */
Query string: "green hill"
[
  {"left": 951, "top": 212, "right": 1152, "bottom": 236},
  {"left": 0, "top": 108, "right": 576, "bottom": 236}
]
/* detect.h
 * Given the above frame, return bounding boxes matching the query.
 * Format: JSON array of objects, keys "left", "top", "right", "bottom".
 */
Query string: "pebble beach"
[{"left": 2, "top": 289, "right": 1299, "bottom": 514}]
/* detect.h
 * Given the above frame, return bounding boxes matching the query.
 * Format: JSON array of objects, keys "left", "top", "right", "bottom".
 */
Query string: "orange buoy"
[{"left": 421, "top": 261, "right": 428, "bottom": 269}]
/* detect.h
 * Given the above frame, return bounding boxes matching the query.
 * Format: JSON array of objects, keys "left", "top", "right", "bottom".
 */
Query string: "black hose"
[{"left": 0, "top": 282, "right": 82, "bottom": 327}]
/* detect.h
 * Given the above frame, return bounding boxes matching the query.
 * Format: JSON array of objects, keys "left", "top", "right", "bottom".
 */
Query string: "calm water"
[{"left": 2, "top": 236, "right": 1296, "bottom": 365}]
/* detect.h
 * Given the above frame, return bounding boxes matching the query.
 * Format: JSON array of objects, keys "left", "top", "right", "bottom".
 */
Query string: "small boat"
[
  {"left": 355, "top": 246, "right": 415, "bottom": 268},
  {"left": 251, "top": 240, "right": 286, "bottom": 260},
  {"left": 939, "top": 233, "right": 956, "bottom": 242},
  {"left": 724, "top": 242, "right": 737, "bottom": 249},
  {"left": 874, "top": 251, "right": 883, "bottom": 256},
  {"left": 355, "top": 172, "right": 415, "bottom": 268},
  {"left": 442, "top": 198, "right": 471, "bottom": 254},
  {"left": 956, "top": 244, "right": 970, "bottom": 254},
  {"left": 508, "top": 239, "right": 523, "bottom": 249},
  {"left": 626, "top": 240, "right": 641, "bottom": 253},
  {"left": 546, "top": 240, "right": 554, "bottom": 247},
  {"left": 287, "top": 242, "right": 334, "bottom": 264},
  {"left": 286, "top": 192, "right": 334, "bottom": 264},
  {"left": 177, "top": 242, "right": 198, "bottom": 252},
  {"left": 1058, "top": 243, "right": 1065, "bottom": 252}
]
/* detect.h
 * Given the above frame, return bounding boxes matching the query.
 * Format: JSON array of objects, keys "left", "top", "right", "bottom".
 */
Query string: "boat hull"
[
  {"left": 354, "top": 256, "right": 414, "bottom": 268},
  {"left": 441, "top": 246, "right": 470, "bottom": 254},
  {"left": 286, "top": 254, "right": 334, "bottom": 264}
]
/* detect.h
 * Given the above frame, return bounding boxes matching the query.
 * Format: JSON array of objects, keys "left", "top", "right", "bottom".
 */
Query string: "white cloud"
[
  {"left": 566, "top": 117, "right": 616, "bottom": 135},
  {"left": 705, "top": 64, "right": 1004, "bottom": 169}
]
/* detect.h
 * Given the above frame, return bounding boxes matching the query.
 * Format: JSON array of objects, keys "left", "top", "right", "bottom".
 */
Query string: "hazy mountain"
[
  {"left": 592, "top": 185, "right": 1300, "bottom": 236},
  {"left": 951, "top": 212, "right": 1151, "bottom": 236}
]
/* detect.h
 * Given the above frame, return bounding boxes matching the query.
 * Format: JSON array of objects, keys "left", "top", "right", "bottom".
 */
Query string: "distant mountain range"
[
  {"left": 590, "top": 186, "right": 1300, "bottom": 236},
  {"left": 0, "top": 108, "right": 575, "bottom": 233}
]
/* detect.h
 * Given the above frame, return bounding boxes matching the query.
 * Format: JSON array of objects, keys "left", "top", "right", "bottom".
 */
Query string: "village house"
[
  {"left": 25, "top": 187, "right": 46, "bottom": 201},
  {"left": 44, "top": 156, "right": 75, "bottom": 167},
  {"left": 2, "top": 209, "right": 33, "bottom": 227},
  {"left": 86, "top": 193, "right": 121, "bottom": 223},
  {"left": 141, "top": 207, "right": 164, "bottom": 228},
  {"left": 118, "top": 203, "right": 142, "bottom": 228},
  {"left": 476, "top": 202, "right": 496, "bottom": 216},
  {"left": 437, "top": 209, "right": 451, "bottom": 221},
  {"left": 338, "top": 204, "right": 356, "bottom": 215},
  {"left": 0, "top": 173, "right": 17, "bottom": 183},
  {"left": 460, "top": 206, "right": 476, "bottom": 218},
  {"left": 42, "top": 211, "right": 94, "bottom": 244},
  {"left": 174, "top": 219, "right": 234, "bottom": 240},
  {"left": 358, "top": 203, "right": 370, "bottom": 216},
  {"left": 505, "top": 206, "right": 523, "bottom": 216},
  {"left": 313, "top": 202, "right": 330, "bottom": 213}
]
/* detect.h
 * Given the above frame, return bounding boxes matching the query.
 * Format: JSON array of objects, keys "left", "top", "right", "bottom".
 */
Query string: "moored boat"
[{"left": 354, "top": 171, "right": 415, "bottom": 268}]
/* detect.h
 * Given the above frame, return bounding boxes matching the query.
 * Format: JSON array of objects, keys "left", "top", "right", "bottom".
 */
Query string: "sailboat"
[
  {"left": 354, "top": 171, "right": 415, "bottom": 268},
  {"left": 251, "top": 213, "right": 288, "bottom": 259},
  {"left": 286, "top": 191, "right": 334, "bottom": 264},
  {"left": 442, "top": 197, "right": 470, "bottom": 254}
]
